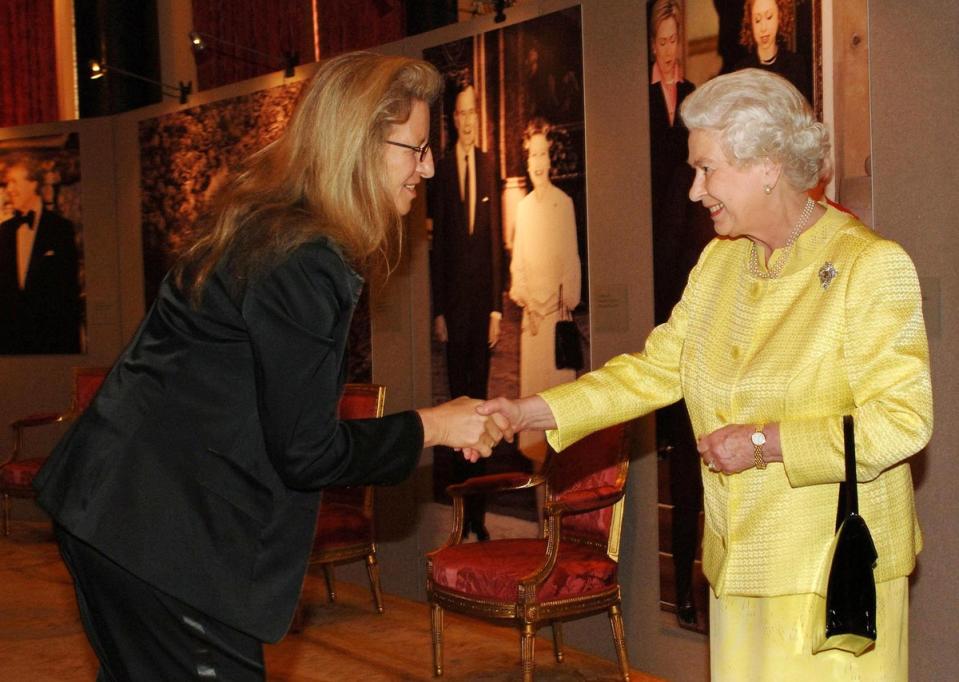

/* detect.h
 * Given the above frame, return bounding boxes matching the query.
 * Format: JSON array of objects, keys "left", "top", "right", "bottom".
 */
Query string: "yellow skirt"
[{"left": 710, "top": 578, "right": 908, "bottom": 681}]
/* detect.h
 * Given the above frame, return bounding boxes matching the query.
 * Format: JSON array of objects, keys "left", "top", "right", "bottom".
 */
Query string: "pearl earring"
[{"left": 763, "top": 184, "right": 772, "bottom": 195}]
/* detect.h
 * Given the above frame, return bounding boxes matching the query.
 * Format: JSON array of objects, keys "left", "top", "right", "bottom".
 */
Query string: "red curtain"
[
  {"left": 191, "top": 0, "right": 406, "bottom": 91},
  {"left": 191, "top": 0, "right": 317, "bottom": 91},
  {"left": 318, "top": 0, "right": 405, "bottom": 59},
  {"left": 0, "top": 0, "right": 59, "bottom": 127}
]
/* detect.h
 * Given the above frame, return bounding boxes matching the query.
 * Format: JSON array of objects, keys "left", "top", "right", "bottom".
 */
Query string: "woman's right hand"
[{"left": 417, "top": 397, "right": 506, "bottom": 458}]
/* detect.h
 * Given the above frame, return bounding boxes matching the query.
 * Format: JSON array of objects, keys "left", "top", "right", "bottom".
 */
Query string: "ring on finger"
[{"left": 707, "top": 460, "right": 718, "bottom": 472}]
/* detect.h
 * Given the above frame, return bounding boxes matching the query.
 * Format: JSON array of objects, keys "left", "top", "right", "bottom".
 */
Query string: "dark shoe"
[
  {"left": 473, "top": 524, "right": 490, "bottom": 542},
  {"left": 677, "top": 599, "right": 697, "bottom": 627}
]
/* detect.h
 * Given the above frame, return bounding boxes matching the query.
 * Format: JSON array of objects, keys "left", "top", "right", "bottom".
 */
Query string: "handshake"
[{"left": 417, "top": 395, "right": 553, "bottom": 462}]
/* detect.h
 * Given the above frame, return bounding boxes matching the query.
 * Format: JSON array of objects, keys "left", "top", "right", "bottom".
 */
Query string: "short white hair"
[{"left": 680, "top": 69, "right": 830, "bottom": 191}]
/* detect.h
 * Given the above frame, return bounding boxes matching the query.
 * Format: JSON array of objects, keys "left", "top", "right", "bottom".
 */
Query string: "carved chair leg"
[
  {"left": 322, "top": 564, "right": 336, "bottom": 602},
  {"left": 1, "top": 493, "right": 9, "bottom": 536},
  {"left": 366, "top": 553, "right": 384, "bottom": 614},
  {"left": 521, "top": 622, "right": 537, "bottom": 682},
  {"left": 551, "top": 620, "right": 564, "bottom": 663},
  {"left": 608, "top": 603, "right": 631, "bottom": 681},
  {"left": 431, "top": 602, "right": 444, "bottom": 677}
]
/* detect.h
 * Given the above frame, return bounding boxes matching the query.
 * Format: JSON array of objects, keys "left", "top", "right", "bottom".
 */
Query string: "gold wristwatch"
[{"left": 751, "top": 425, "right": 768, "bottom": 470}]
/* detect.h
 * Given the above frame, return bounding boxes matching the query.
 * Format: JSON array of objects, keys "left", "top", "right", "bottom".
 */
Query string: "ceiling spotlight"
[
  {"left": 470, "top": 0, "right": 514, "bottom": 22},
  {"left": 89, "top": 59, "right": 105, "bottom": 80},
  {"left": 87, "top": 58, "right": 192, "bottom": 105},
  {"left": 189, "top": 30, "right": 206, "bottom": 53},
  {"left": 188, "top": 29, "right": 298, "bottom": 78}
]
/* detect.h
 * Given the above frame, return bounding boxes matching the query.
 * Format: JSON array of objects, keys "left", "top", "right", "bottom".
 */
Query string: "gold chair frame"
[
  {"left": 291, "top": 383, "right": 387, "bottom": 629},
  {"left": 2, "top": 367, "right": 110, "bottom": 535},
  {"left": 426, "top": 423, "right": 632, "bottom": 681}
]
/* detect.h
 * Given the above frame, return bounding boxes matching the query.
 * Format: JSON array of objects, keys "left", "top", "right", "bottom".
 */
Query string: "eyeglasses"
[{"left": 385, "top": 140, "right": 431, "bottom": 163}]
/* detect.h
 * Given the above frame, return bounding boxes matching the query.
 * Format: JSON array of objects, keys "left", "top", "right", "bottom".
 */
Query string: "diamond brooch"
[{"left": 818, "top": 262, "right": 838, "bottom": 290}]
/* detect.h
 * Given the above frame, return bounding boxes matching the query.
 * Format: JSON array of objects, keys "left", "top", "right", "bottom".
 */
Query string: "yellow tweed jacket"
[{"left": 541, "top": 205, "right": 933, "bottom": 598}]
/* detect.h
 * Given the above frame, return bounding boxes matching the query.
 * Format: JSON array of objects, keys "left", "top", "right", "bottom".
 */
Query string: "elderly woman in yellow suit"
[{"left": 478, "top": 69, "right": 932, "bottom": 680}]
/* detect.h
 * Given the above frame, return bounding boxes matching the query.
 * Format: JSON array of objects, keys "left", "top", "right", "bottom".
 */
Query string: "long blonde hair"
[{"left": 174, "top": 51, "right": 442, "bottom": 303}]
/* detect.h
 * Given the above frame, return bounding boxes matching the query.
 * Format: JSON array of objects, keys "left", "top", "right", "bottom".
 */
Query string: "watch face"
[{"left": 751, "top": 431, "right": 766, "bottom": 446}]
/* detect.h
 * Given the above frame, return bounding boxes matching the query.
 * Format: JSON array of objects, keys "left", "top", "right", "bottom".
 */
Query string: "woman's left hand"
[{"left": 697, "top": 423, "right": 781, "bottom": 474}]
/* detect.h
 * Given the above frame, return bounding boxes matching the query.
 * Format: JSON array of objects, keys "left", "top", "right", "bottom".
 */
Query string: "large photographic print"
[
  {"left": 0, "top": 132, "right": 85, "bottom": 355},
  {"left": 424, "top": 7, "right": 588, "bottom": 522}
]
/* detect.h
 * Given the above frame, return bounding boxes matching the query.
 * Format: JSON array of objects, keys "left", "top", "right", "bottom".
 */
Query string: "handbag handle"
[
  {"left": 835, "top": 414, "right": 858, "bottom": 530},
  {"left": 557, "top": 284, "right": 571, "bottom": 320}
]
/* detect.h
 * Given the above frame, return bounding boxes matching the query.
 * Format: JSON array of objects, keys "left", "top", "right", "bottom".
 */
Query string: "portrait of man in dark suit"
[
  {"left": 428, "top": 83, "right": 503, "bottom": 540},
  {"left": 0, "top": 155, "right": 82, "bottom": 354}
]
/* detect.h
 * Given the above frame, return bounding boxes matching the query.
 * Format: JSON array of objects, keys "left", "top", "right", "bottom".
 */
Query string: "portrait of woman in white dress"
[{"left": 508, "top": 119, "right": 581, "bottom": 460}]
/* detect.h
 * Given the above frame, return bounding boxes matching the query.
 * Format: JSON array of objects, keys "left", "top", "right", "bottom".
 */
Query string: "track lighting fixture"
[
  {"left": 188, "top": 30, "right": 298, "bottom": 78},
  {"left": 87, "top": 59, "right": 192, "bottom": 104}
]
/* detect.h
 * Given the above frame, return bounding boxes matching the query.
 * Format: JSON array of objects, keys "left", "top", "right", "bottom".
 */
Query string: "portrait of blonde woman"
[{"left": 508, "top": 119, "right": 581, "bottom": 461}]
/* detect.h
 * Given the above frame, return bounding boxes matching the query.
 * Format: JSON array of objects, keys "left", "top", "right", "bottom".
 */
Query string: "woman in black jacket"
[{"left": 35, "top": 52, "right": 504, "bottom": 681}]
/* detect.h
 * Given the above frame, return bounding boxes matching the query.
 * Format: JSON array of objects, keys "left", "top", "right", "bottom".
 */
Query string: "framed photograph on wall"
[
  {"left": 0, "top": 132, "right": 85, "bottom": 355},
  {"left": 423, "top": 6, "right": 588, "bottom": 525},
  {"left": 685, "top": 0, "right": 821, "bottom": 117}
]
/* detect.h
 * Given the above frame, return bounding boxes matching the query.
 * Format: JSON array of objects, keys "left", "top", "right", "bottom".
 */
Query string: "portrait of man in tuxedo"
[
  {"left": 0, "top": 155, "right": 82, "bottom": 354},
  {"left": 428, "top": 84, "right": 503, "bottom": 540}
]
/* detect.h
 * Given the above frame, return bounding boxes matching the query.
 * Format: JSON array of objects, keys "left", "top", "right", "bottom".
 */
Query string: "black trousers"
[{"left": 56, "top": 527, "right": 265, "bottom": 681}]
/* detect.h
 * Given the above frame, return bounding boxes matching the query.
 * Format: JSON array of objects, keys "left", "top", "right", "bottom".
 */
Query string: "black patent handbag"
[
  {"left": 554, "top": 284, "right": 583, "bottom": 371},
  {"left": 813, "top": 415, "right": 878, "bottom": 656}
]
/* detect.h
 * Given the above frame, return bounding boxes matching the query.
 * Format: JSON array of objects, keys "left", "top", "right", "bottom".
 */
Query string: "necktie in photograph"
[
  {"left": 463, "top": 154, "right": 472, "bottom": 234},
  {"left": 15, "top": 210, "right": 36, "bottom": 227}
]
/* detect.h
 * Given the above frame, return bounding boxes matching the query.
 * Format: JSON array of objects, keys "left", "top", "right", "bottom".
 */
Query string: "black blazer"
[
  {"left": 428, "top": 148, "right": 502, "bottom": 334},
  {"left": 34, "top": 237, "right": 424, "bottom": 642},
  {"left": 0, "top": 208, "right": 81, "bottom": 354},
  {"left": 734, "top": 49, "right": 812, "bottom": 104},
  {"left": 648, "top": 79, "right": 696, "bottom": 226}
]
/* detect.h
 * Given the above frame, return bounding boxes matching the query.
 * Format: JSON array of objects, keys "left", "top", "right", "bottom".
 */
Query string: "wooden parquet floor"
[{"left": 1, "top": 521, "right": 663, "bottom": 681}]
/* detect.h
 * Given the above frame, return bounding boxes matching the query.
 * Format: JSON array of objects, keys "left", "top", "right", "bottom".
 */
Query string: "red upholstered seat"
[
  {"left": 312, "top": 501, "right": 374, "bottom": 546},
  {"left": 2, "top": 367, "right": 109, "bottom": 535},
  {"left": 0, "top": 458, "right": 45, "bottom": 489},
  {"left": 430, "top": 538, "right": 617, "bottom": 603},
  {"left": 427, "top": 422, "right": 633, "bottom": 682},
  {"left": 289, "top": 384, "right": 387, "bottom": 631}
]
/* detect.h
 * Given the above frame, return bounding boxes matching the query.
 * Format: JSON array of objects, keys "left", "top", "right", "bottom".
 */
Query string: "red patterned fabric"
[
  {"left": 562, "top": 503, "right": 613, "bottom": 543},
  {"left": 0, "top": 0, "right": 59, "bottom": 127},
  {"left": 313, "top": 503, "right": 372, "bottom": 548},
  {"left": 337, "top": 392, "right": 380, "bottom": 420},
  {"left": 0, "top": 458, "right": 44, "bottom": 489},
  {"left": 430, "top": 539, "right": 617, "bottom": 602},
  {"left": 551, "top": 424, "right": 626, "bottom": 544}
]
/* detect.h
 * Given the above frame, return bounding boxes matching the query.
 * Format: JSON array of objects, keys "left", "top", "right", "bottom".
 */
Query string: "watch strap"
[{"left": 753, "top": 424, "right": 767, "bottom": 470}]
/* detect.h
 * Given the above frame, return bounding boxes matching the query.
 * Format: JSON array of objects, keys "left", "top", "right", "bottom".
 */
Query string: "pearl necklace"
[{"left": 748, "top": 197, "right": 815, "bottom": 280}]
